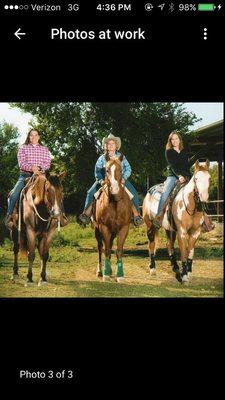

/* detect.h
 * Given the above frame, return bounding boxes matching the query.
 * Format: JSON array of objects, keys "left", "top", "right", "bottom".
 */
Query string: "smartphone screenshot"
[{"left": 0, "top": 0, "right": 224, "bottom": 392}]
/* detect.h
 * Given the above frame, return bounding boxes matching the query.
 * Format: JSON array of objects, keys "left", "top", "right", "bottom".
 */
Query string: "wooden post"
[{"left": 217, "top": 161, "right": 223, "bottom": 223}]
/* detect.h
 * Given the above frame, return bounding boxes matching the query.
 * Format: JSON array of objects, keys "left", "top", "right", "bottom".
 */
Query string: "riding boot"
[
  {"left": 152, "top": 211, "right": 165, "bottom": 230},
  {"left": 201, "top": 213, "right": 215, "bottom": 233},
  {"left": 4, "top": 214, "right": 14, "bottom": 230},
  {"left": 78, "top": 204, "right": 93, "bottom": 226},
  {"left": 60, "top": 214, "right": 69, "bottom": 227},
  {"left": 131, "top": 204, "right": 144, "bottom": 227}
]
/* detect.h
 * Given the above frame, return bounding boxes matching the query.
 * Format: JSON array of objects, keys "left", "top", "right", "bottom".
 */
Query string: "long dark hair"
[{"left": 23, "top": 128, "right": 43, "bottom": 145}]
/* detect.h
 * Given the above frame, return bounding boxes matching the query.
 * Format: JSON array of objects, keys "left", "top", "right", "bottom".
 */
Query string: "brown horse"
[
  {"left": 94, "top": 156, "right": 132, "bottom": 282},
  {"left": 10, "top": 172, "right": 66, "bottom": 286},
  {"left": 142, "top": 160, "right": 211, "bottom": 283}
]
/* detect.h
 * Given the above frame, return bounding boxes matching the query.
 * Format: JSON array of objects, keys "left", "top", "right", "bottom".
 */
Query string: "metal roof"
[{"left": 190, "top": 119, "right": 224, "bottom": 162}]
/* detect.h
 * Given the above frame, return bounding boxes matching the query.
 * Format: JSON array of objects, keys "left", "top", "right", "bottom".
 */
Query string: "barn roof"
[{"left": 190, "top": 119, "right": 224, "bottom": 162}]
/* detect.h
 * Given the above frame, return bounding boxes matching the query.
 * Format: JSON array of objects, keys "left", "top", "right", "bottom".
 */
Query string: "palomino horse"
[
  {"left": 94, "top": 156, "right": 132, "bottom": 282},
  {"left": 10, "top": 172, "right": 66, "bottom": 286},
  {"left": 142, "top": 160, "right": 211, "bottom": 283}
]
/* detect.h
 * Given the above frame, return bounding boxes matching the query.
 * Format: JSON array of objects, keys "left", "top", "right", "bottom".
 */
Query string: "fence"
[{"left": 206, "top": 200, "right": 224, "bottom": 221}]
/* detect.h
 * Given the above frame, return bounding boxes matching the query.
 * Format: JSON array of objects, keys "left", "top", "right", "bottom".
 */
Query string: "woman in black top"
[
  {"left": 153, "top": 131, "right": 215, "bottom": 231},
  {"left": 153, "top": 131, "right": 189, "bottom": 228}
]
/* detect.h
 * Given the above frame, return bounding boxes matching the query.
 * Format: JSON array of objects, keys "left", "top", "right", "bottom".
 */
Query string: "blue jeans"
[
  {"left": 157, "top": 176, "right": 178, "bottom": 215},
  {"left": 7, "top": 174, "right": 27, "bottom": 215},
  {"left": 84, "top": 180, "right": 141, "bottom": 213}
]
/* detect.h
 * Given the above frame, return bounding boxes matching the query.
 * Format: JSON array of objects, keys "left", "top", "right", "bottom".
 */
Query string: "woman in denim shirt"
[{"left": 78, "top": 134, "right": 143, "bottom": 226}]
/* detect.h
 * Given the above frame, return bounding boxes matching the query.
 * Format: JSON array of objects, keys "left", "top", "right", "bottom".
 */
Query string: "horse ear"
[
  {"left": 194, "top": 160, "right": 200, "bottom": 171},
  {"left": 206, "top": 159, "right": 210, "bottom": 170},
  {"left": 45, "top": 170, "right": 50, "bottom": 179},
  {"left": 105, "top": 152, "right": 110, "bottom": 161},
  {"left": 58, "top": 171, "right": 66, "bottom": 181}
]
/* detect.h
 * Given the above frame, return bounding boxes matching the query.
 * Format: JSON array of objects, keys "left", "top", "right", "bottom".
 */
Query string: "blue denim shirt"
[{"left": 95, "top": 152, "right": 132, "bottom": 183}]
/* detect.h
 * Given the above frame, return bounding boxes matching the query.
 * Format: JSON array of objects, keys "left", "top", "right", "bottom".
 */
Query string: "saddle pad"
[{"left": 148, "top": 183, "right": 164, "bottom": 200}]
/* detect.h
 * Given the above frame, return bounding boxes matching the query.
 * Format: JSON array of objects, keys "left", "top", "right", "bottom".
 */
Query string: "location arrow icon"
[{"left": 14, "top": 28, "right": 26, "bottom": 40}]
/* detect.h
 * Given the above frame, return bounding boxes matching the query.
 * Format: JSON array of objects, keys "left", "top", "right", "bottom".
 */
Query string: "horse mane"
[{"left": 32, "top": 175, "right": 46, "bottom": 204}]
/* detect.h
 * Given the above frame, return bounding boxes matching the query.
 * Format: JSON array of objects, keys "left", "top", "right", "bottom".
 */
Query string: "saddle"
[
  {"left": 7, "top": 175, "right": 37, "bottom": 227},
  {"left": 149, "top": 181, "right": 187, "bottom": 230}
]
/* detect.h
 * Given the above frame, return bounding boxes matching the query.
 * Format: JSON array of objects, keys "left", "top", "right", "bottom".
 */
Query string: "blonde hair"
[{"left": 166, "top": 131, "right": 184, "bottom": 151}]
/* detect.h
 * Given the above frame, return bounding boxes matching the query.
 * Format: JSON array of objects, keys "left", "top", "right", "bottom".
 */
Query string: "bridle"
[
  {"left": 18, "top": 174, "right": 61, "bottom": 243},
  {"left": 182, "top": 173, "right": 206, "bottom": 216}
]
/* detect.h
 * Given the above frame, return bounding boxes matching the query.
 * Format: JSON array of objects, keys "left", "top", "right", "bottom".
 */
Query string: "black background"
[{"left": 0, "top": 0, "right": 224, "bottom": 393}]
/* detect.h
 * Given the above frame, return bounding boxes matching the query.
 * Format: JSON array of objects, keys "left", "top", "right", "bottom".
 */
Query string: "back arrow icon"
[{"left": 14, "top": 28, "right": 26, "bottom": 40}]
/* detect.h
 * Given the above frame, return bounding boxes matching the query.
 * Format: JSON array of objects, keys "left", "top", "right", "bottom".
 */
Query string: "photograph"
[{"left": 0, "top": 102, "right": 223, "bottom": 298}]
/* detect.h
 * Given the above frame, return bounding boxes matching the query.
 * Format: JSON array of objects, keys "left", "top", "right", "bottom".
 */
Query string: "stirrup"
[
  {"left": 78, "top": 213, "right": 91, "bottom": 225},
  {"left": 133, "top": 216, "right": 144, "bottom": 227},
  {"left": 152, "top": 218, "right": 162, "bottom": 229},
  {"left": 201, "top": 221, "right": 215, "bottom": 233},
  {"left": 4, "top": 214, "right": 13, "bottom": 229}
]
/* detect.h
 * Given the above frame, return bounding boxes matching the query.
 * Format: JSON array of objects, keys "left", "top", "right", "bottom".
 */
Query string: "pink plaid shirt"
[{"left": 18, "top": 144, "right": 51, "bottom": 172}]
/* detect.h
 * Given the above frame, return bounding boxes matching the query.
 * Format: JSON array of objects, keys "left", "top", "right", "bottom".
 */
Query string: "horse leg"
[
  {"left": 165, "top": 230, "right": 182, "bottom": 283},
  {"left": 37, "top": 234, "right": 49, "bottom": 286},
  {"left": 116, "top": 225, "right": 129, "bottom": 283},
  {"left": 101, "top": 226, "right": 112, "bottom": 282},
  {"left": 177, "top": 227, "right": 189, "bottom": 283},
  {"left": 95, "top": 228, "right": 103, "bottom": 278},
  {"left": 25, "top": 227, "right": 36, "bottom": 285},
  {"left": 38, "top": 228, "right": 56, "bottom": 286},
  {"left": 109, "top": 233, "right": 116, "bottom": 276},
  {"left": 187, "top": 227, "right": 202, "bottom": 278},
  {"left": 11, "top": 230, "right": 19, "bottom": 282},
  {"left": 147, "top": 223, "right": 157, "bottom": 276}
]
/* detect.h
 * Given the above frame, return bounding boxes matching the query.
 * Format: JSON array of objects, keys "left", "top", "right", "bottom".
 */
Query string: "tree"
[
  {"left": 13, "top": 102, "right": 200, "bottom": 213},
  {"left": 0, "top": 122, "right": 19, "bottom": 212}
]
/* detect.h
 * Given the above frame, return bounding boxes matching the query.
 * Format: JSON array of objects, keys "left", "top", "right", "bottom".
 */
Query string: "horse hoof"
[
  {"left": 188, "top": 272, "right": 192, "bottom": 279},
  {"left": 103, "top": 275, "right": 111, "bottom": 282},
  {"left": 150, "top": 268, "right": 156, "bottom": 276},
  {"left": 38, "top": 280, "right": 48, "bottom": 287},
  {"left": 182, "top": 274, "right": 189, "bottom": 283},
  {"left": 11, "top": 274, "right": 19, "bottom": 282},
  {"left": 24, "top": 281, "right": 34, "bottom": 287},
  {"left": 96, "top": 271, "right": 103, "bottom": 278},
  {"left": 116, "top": 276, "right": 125, "bottom": 283}
]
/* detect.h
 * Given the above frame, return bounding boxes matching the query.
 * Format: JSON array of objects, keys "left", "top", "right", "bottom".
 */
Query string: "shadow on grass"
[
  {"left": 77, "top": 246, "right": 223, "bottom": 259},
  {"left": 23, "top": 276, "right": 224, "bottom": 297}
]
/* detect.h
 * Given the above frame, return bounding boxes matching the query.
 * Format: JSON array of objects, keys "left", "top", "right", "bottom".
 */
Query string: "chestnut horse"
[
  {"left": 10, "top": 172, "right": 66, "bottom": 286},
  {"left": 142, "top": 160, "right": 211, "bottom": 283},
  {"left": 94, "top": 156, "right": 132, "bottom": 282}
]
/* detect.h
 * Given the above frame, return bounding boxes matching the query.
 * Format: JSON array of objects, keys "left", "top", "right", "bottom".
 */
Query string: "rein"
[
  {"left": 18, "top": 174, "right": 61, "bottom": 243},
  {"left": 182, "top": 175, "right": 201, "bottom": 216}
]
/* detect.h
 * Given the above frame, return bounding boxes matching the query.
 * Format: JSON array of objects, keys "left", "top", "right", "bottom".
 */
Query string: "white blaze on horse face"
[
  {"left": 109, "top": 164, "right": 120, "bottom": 195},
  {"left": 195, "top": 171, "right": 210, "bottom": 202},
  {"left": 51, "top": 188, "right": 61, "bottom": 217}
]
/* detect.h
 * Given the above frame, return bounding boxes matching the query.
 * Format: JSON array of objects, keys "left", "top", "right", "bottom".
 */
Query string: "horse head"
[
  {"left": 194, "top": 159, "right": 211, "bottom": 202},
  {"left": 31, "top": 172, "right": 66, "bottom": 218},
  {"left": 105, "top": 155, "right": 124, "bottom": 199}
]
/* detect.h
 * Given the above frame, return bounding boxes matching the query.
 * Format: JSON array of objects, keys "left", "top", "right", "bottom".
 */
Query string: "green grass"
[{"left": 0, "top": 222, "right": 223, "bottom": 298}]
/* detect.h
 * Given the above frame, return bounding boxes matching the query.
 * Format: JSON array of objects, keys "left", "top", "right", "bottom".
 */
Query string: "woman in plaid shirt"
[{"left": 5, "top": 128, "right": 51, "bottom": 227}]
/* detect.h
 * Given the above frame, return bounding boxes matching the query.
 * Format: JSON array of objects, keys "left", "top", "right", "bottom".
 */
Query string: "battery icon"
[{"left": 198, "top": 4, "right": 215, "bottom": 11}]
